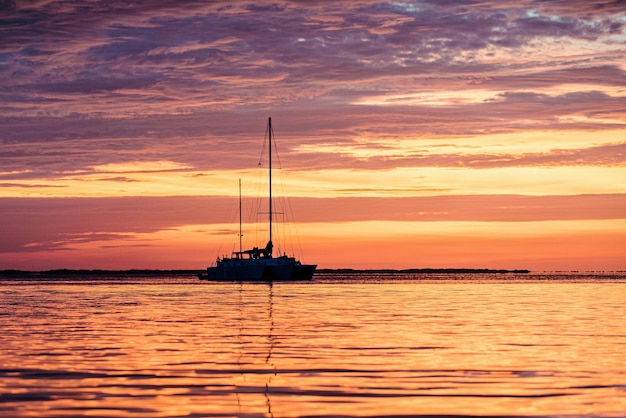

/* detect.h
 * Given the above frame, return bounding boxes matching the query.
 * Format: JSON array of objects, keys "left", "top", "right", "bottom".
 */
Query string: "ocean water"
[{"left": 0, "top": 272, "right": 625, "bottom": 417}]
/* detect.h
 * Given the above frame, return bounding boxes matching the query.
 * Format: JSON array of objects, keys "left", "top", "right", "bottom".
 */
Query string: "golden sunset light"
[
  {"left": 1, "top": 0, "right": 625, "bottom": 271},
  {"left": 3, "top": 4, "right": 626, "bottom": 418}
]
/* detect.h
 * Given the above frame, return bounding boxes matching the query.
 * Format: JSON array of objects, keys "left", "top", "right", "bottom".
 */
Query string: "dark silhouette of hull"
[{"left": 204, "top": 256, "right": 316, "bottom": 281}]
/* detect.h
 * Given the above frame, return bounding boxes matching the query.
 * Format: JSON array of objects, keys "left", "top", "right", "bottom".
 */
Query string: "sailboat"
[{"left": 202, "top": 117, "right": 317, "bottom": 281}]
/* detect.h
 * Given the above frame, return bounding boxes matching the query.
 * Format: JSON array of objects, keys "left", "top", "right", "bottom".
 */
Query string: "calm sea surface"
[{"left": 1, "top": 272, "right": 625, "bottom": 417}]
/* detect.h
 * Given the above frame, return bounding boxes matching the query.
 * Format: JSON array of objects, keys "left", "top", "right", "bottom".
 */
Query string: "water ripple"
[{"left": 1, "top": 274, "right": 625, "bottom": 417}]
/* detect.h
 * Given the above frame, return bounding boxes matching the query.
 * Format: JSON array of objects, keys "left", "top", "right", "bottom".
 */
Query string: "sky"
[{"left": 1, "top": 0, "right": 625, "bottom": 271}]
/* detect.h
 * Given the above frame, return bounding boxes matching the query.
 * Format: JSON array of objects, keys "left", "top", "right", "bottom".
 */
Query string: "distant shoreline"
[
  {"left": 316, "top": 268, "right": 531, "bottom": 274},
  {"left": 0, "top": 269, "right": 200, "bottom": 278},
  {"left": 1, "top": 268, "right": 530, "bottom": 278}
]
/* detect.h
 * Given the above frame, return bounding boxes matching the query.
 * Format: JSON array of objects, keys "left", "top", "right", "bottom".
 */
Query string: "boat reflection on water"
[{"left": 232, "top": 282, "right": 277, "bottom": 417}]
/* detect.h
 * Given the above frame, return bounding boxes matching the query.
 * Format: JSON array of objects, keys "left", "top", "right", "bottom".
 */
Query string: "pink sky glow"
[{"left": 1, "top": 1, "right": 625, "bottom": 271}]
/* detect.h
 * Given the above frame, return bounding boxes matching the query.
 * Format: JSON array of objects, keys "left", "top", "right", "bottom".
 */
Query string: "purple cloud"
[{"left": 0, "top": 0, "right": 623, "bottom": 181}]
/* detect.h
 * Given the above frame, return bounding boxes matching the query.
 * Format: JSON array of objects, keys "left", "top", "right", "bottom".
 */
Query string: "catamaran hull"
[
  {"left": 204, "top": 262, "right": 316, "bottom": 281},
  {"left": 291, "top": 264, "right": 317, "bottom": 280},
  {"left": 206, "top": 264, "right": 266, "bottom": 281}
]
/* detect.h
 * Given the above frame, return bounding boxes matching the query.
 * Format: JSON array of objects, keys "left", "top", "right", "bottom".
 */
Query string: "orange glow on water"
[{"left": 2, "top": 278, "right": 625, "bottom": 416}]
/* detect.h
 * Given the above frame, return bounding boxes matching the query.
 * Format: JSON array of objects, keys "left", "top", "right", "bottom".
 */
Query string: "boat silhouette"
[{"left": 201, "top": 118, "right": 316, "bottom": 281}]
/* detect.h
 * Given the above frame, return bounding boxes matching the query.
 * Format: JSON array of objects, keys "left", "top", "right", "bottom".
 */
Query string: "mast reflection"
[{"left": 232, "top": 282, "right": 276, "bottom": 417}]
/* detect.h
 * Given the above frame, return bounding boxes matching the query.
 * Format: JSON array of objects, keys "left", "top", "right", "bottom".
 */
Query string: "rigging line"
[
  {"left": 241, "top": 176, "right": 259, "bottom": 251},
  {"left": 275, "top": 161, "right": 302, "bottom": 258},
  {"left": 274, "top": 156, "right": 305, "bottom": 260},
  {"left": 271, "top": 125, "right": 283, "bottom": 170},
  {"left": 248, "top": 144, "right": 267, "bottom": 247},
  {"left": 285, "top": 186, "right": 306, "bottom": 261},
  {"left": 256, "top": 119, "right": 275, "bottom": 247},
  {"left": 252, "top": 119, "right": 289, "bottom": 252},
  {"left": 258, "top": 120, "right": 269, "bottom": 168},
  {"left": 211, "top": 191, "right": 241, "bottom": 262},
  {"left": 251, "top": 170, "right": 262, "bottom": 247},
  {"left": 276, "top": 175, "right": 291, "bottom": 256},
  {"left": 272, "top": 151, "right": 290, "bottom": 255}
]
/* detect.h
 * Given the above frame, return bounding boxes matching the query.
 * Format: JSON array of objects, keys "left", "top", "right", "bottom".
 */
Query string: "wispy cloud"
[
  {"left": 1, "top": 193, "right": 624, "bottom": 251},
  {"left": 1, "top": 0, "right": 624, "bottom": 269}
]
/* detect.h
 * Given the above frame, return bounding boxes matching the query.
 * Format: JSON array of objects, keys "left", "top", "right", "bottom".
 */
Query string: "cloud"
[
  {"left": 24, "top": 74, "right": 164, "bottom": 94},
  {"left": 0, "top": 0, "right": 624, "bottom": 270},
  {"left": 1, "top": 193, "right": 624, "bottom": 253},
  {"left": 20, "top": 233, "right": 135, "bottom": 253},
  {"left": 436, "top": 142, "right": 626, "bottom": 168},
  {"left": 0, "top": 196, "right": 229, "bottom": 252},
  {"left": 288, "top": 142, "right": 626, "bottom": 171},
  {"left": 92, "top": 176, "right": 140, "bottom": 183},
  {"left": 0, "top": 1, "right": 624, "bottom": 184},
  {"left": 0, "top": 182, "right": 65, "bottom": 188},
  {"left": 92, "top": 160, "right": 191, "bottom": 173},
  {"left": 2, "top": 1, "right": 623, "bottom": 108}
]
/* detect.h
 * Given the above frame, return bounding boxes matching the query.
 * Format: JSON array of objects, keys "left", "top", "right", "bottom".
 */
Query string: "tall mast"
[
  {"left": 238, "top": 178, "right": 242, "bottom": 255},
  {"left": 268, "top": 117, "right": 273, "bottom": 252}
]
